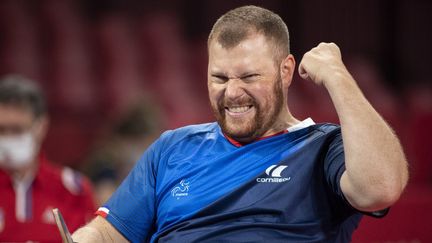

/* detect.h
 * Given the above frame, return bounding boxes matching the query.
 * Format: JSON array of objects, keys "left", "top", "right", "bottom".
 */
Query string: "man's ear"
[{"left": 280, "top": 54, "right": 296, "bottom": 88}]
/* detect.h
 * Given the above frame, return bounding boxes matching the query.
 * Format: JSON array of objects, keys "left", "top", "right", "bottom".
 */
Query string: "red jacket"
[{"left": 0, "top": 155, "right": 95, "bottom": 242}]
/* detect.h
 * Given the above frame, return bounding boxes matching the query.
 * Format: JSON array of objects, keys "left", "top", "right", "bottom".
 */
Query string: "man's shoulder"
[
  {"left": 311, "top": 122, "right": 341, "bottom": 135},
  {"left": 170, "top": 122, "right": 218, "bottom": 134},
  {"left": 159, "top": 122, "right": 219, "bottom": 143}
]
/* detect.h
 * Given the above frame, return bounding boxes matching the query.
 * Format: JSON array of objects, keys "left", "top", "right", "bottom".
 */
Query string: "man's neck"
[
  {"left": 261, "top": 112, "right": 301, "bottom": 137},
  {"left": 225, "top": 116, "right": 303, "bottom": 146}
]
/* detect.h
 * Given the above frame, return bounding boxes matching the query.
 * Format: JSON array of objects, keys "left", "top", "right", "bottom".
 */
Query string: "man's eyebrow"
[
  {"left": 240, "top": 72, "right": 259, "bottom": 77},
  {"left": 210, "top": 72, "right": 228, "bottom": 77}
]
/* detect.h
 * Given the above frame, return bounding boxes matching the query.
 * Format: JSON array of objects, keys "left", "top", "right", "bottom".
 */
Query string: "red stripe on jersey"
[
  {"left": 95, "top": 210, "right": 108, "bottom": 218},
  {"left": 223, "top": 130, "right": 288, "bottom": 147}
]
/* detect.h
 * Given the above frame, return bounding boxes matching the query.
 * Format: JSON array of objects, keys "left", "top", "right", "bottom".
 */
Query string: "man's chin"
[{"left": 222, "top": 126, "right": 257, "bottom": 142}]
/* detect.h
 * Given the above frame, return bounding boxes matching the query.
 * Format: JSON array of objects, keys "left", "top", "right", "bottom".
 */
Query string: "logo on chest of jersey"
[
  {"left": 171, "top": 179, "right": 190, "bottom": 199},
  {"left": 256, "top": 165, "right": 291, "bottom": 183}
]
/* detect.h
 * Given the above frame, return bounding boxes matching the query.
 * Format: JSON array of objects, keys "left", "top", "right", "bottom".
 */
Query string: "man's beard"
[{"left": 212, "top": 75, "right": 284, "bottom": 142}]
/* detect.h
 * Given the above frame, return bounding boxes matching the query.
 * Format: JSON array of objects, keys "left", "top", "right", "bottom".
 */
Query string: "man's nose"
[{"left": 225, "top": 79, "right": 245, "bottom": 100}]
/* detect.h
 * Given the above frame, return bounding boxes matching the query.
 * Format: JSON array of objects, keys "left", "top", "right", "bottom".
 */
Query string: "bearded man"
[{"left": 72, "top": 5, "right": 408, "bottom": 243}]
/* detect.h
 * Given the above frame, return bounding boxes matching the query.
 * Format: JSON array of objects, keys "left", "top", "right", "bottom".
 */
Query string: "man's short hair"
[
  {"left": 208, "top": 5, "right": 290, "bottom": 63},
  {"left": 0, "top": 74, "right": 46, "bottom": 118}
]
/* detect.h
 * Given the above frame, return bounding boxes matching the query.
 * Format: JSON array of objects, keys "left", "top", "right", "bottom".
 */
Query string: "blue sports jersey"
[{"left": 98, "top": 120, "right": 364, "bottom": 242}]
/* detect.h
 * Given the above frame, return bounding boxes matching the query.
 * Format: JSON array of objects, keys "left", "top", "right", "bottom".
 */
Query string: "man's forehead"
[
  {"left": 209, "top": 36, "right": 277, "bottom": 71},
  {"left": 210, "top": 31, "right": 270, "bottom": 49},
  {"left": 210, "top": 34, "right": 272, "bottom": 57}
]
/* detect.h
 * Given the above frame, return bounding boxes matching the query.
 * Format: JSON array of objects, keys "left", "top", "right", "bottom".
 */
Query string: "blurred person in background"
[
  {"left": 83, "top": 98, "right": 163, "bottom": 205},
  {"left": 0, "top": 75, "right": 95, "bottom": 242},
  {"left": 72, "top": 5, "right": 408, "bottom": 242}
]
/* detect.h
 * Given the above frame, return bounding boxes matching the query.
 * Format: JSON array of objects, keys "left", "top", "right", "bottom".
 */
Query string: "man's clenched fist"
[{"left": 298, "top": 42, "right": 349, "bottom": 86}]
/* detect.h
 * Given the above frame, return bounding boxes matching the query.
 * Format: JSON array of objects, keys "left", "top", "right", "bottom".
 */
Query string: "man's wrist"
[{"left": 322, "top": 69, "right": 355, "bottom": 92}]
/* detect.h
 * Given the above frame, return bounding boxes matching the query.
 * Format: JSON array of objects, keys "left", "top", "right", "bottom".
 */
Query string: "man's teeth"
[{"left": 228, "top": 106, "right": 250, "bottom": 113}]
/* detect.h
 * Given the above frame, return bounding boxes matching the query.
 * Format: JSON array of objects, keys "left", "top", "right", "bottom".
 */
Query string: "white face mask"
[{"left": 0, "top": 133, "right": 36, "bottom": 170}]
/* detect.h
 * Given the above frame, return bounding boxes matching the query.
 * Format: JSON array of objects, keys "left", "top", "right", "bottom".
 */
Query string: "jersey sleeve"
[
  {"left": 323, "top": 128, "right": 389, "bottom": 218},
  {"left": 97, "top": 138, "right": 161, "bottom": 242},
  {"left": 323, "top": 130, "right": 346, "bottom": 201}
]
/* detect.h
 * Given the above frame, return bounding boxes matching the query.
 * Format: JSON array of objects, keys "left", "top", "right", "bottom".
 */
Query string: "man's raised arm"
[{"left": 298, "top": 42, "right": 409, "bottom": 212}]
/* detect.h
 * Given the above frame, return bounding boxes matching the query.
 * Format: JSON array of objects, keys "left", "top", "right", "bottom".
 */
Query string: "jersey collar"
[{"left": 223, "top": 118, "right": 315, "bottom": 147}]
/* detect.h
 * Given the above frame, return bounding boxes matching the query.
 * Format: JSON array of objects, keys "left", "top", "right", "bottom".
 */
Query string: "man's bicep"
[
  {"left": 324, "top": 133, "right": 368, "bottom": 209},
  {"left": 339, "top": 171, "right": 359, "bottom": 209},
  {"left": 72, "top": 216, "right": 129, "bottom": 243},
  {"left": 94, "top": 216, "right": 129, "bottom": 242},
  {"left": 340, "top": 171, "right": 390, "bottom": 217}
]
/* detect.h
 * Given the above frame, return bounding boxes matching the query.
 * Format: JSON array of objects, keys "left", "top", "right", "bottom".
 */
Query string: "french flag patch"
[{"left": 96, "top": 207, "right": 110, "bottom": 218}]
